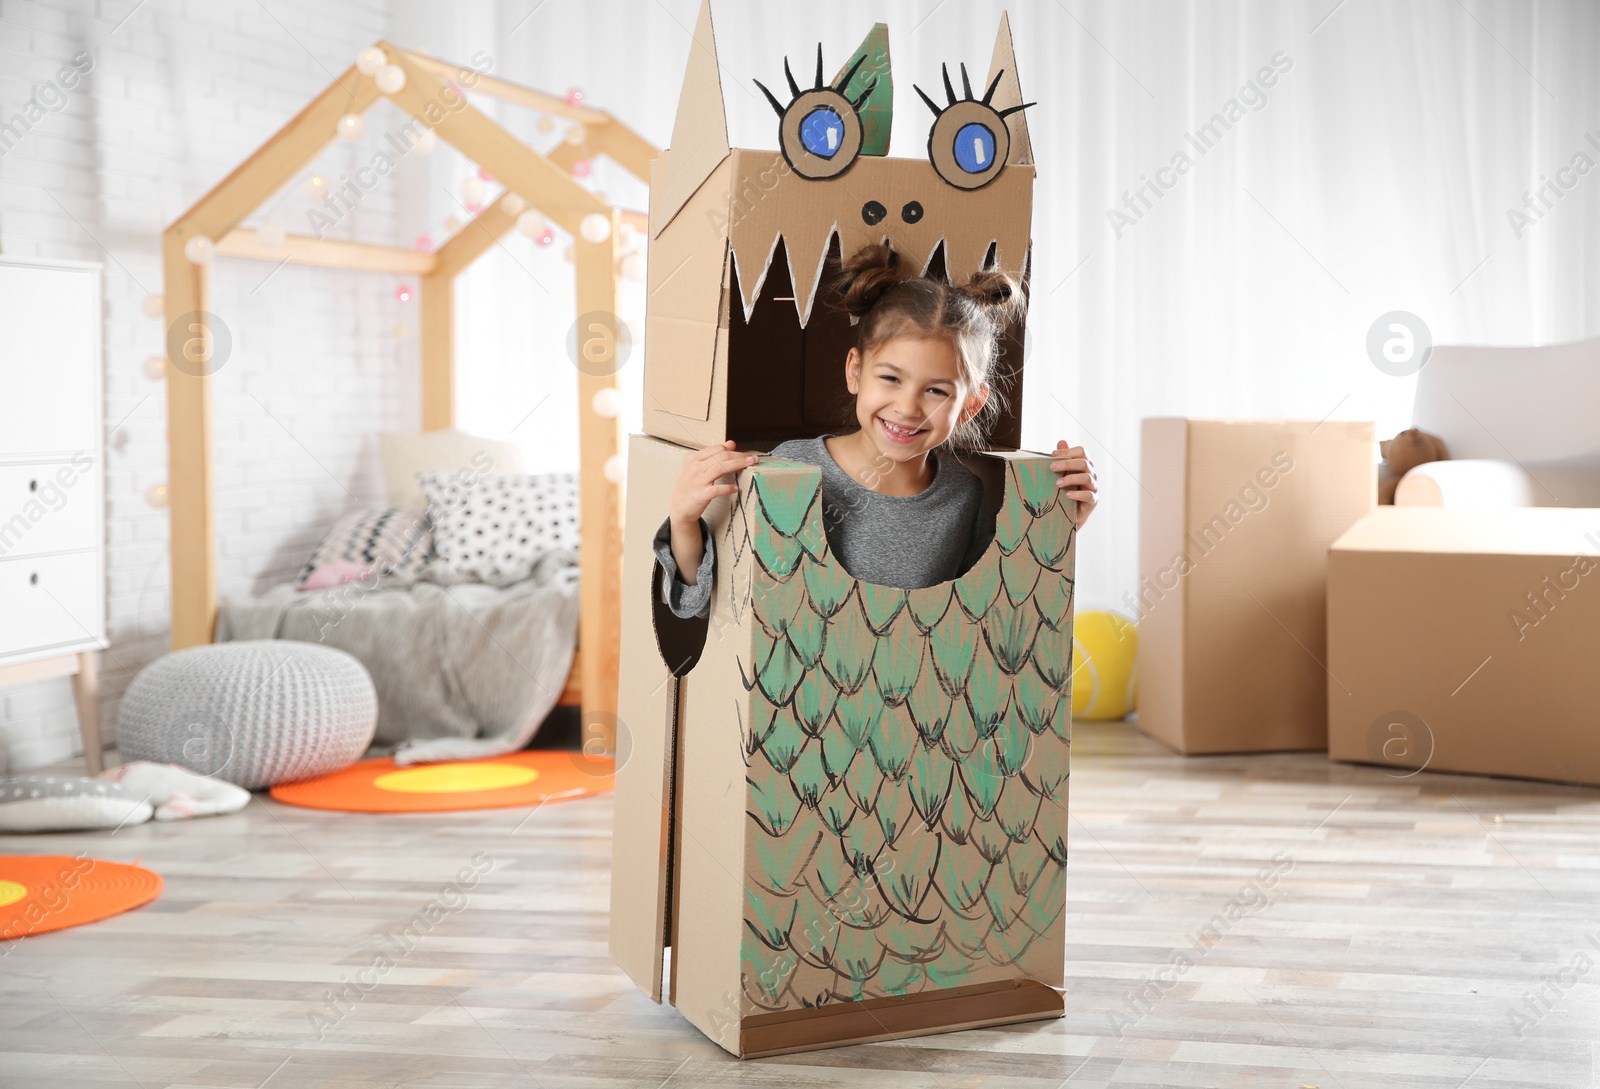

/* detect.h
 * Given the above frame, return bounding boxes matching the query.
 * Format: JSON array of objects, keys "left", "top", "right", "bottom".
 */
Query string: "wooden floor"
[{"left": 4, "top": 721, "right": 1600, "bottom": 1089}]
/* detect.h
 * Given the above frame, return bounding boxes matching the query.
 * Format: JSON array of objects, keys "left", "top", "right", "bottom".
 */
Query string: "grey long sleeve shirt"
[{"left": 652, "top": 436, "right": 994, "bottom": 620}]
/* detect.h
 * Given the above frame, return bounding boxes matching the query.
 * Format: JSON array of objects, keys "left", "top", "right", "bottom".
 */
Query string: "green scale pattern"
[{"left": 731, "top": 456, "right": 1075, "bottom": 1011}]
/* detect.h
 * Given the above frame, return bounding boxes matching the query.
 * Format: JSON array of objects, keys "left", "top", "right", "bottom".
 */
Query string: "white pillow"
[
  {"left": 379, "top": 429, "right": 524, "bottom": 510},
  {"left": 418, "top": 472, "right": 580, "bottom": 585},
  {"left": 0, "top": 776, "right": 152, "bottom": 833}
]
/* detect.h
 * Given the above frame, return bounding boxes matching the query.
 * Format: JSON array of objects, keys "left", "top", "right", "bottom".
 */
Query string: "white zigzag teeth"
[{"left": 730, "top": 229, "right": 1019, "bottom": 329}]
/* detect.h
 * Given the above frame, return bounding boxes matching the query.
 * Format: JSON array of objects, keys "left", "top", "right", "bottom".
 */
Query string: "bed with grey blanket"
[{"left": 215, "top": 551, "right": 579, "bottom": 765}]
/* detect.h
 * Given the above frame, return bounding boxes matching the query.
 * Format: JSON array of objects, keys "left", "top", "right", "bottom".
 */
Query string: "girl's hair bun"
[
  {"left": 836, "top": 240, "right": 904, "bottom": 318},
  {"left": 962, "top": 267, "right": 1027, "bottom": 326}
]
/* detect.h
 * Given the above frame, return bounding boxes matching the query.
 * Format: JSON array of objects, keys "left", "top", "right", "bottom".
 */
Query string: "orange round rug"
[
  {"left": 269, "top": 750, "right": 615, "bottom": 813},
  {"left": 0, "top": 856, "right": 162, "bottom": 942}
]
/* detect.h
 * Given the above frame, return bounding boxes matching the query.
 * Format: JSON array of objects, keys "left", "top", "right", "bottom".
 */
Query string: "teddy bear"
[{"left": 1379, "top": 428, "right": 1449, "bottom": 503}]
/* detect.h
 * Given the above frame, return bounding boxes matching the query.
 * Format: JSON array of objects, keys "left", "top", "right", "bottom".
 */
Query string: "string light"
[
  {"left": 142, "top": 294, "right": 164, "bottom": 317},
  {"left": 375, "top": 64, "right": 406, "bottom": 94},
  {"left": 564, "top": 124, "right": 586, "bottom": 145},
  {"left": 603, "top": 454, "right": 625, "bottom": 485},
  {"left": 142, "top": 355, "right": 166, "bottom": 380},
  {"left": 591, "top": 387, "right": 622, "bottom": 418},
  {"left": 145, "top": 484, "right": 169, "bottom": 509},
  {"left": 571, "top": 160, "right": 591, "bottom": 178},
  {"left": 515, "top": 210, "right": 547, "bottom": 237},
  {"left": 355, "top": 47, "right": 386, "bottom": 76},
  {"left": 395, "top": 284, "right": 415, "bottom": 304},
  {"left": 305, "top": 174, "right": 328, "bottom": 199},
  {"left": 336, "top": 113, "right": 366, "bottom": 142},
  {"left": 502, "top": 193, "right": 526, "bottom": 216},
  {"left": 459, "top": 176, "right": 486, "bottom": 206},
  {"left": 579, "top": 213, "right": 611, "bottom": 244},
  {"left": 183, "top": 236, "right": 213, "bottom": 264},
  {"left": 413, "top": 129, "right": 438, "bottom": 156}
]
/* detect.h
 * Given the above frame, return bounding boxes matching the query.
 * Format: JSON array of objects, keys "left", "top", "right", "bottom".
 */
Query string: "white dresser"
[{"left": 0, "top": 255, "right": 106, "bottom": 773}]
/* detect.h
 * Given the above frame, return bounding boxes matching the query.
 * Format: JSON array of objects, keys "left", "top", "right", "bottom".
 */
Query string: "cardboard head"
[
  {"left": 645, "top": 6, "right": 1037, "bottom": 450},
  {"left": 656, "top": 5, "right": 1032, "bottom": 229}
]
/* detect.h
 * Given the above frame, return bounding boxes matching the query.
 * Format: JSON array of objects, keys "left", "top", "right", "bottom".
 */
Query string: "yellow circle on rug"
[
  {"left": 270, "top": 751, "right": 613, "bottom": 813},
  {"left": 0, "top": 880, "right": 26, "bottom": 908},
  {"left": 373, "top": 763, "right": 540, "bottom": 794}
]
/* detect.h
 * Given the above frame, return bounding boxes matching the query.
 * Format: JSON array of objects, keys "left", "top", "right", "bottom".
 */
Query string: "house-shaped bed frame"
[{"left": 162, "top": 43, "right": 655, "bottom": 752}]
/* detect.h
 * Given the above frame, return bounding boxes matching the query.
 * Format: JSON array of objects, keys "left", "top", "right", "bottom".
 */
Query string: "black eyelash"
[
  {"left": 914, "top": 63, "right": 1034, "bottom": 119},
  {"left": 754, "top": 44, "right": 878, "bottom": 119}
]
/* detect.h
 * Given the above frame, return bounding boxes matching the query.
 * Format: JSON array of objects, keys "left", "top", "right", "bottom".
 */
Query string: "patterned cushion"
[
  {"left": 0, "top": 776, "right": 152, "bottom": 833},
  {"left": 418, "top": 472, "right": 579, "bottom": 585},
  {"left": 297, "top": 507, "right": 433, "bottom": 589}
]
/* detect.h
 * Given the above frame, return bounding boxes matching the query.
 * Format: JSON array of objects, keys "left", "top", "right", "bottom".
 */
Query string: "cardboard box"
[
  {"left": 1136, "top": 418, "right": 1375, "bottom": 754},
  {"left": 1328, "top": 507, "right": 1600, "bottom": 784},
  {"left": 640, "top": 3, "right": 1035, "bottom": 452},
  {"left": 610, "top": 433, "right": 1076, "bottom": 1057},
  {"left": 610, "top": 3, "right": 1076, "bottom": 1056}
]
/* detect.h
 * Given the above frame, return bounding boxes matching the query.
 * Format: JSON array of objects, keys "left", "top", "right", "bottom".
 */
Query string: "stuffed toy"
[{"left": 1379, "top": 428, "right": 1448, "bottom": 503}]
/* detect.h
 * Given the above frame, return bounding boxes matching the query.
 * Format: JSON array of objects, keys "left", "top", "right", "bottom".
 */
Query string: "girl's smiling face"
[{"left": 846, "top": 333, "right": 989, "bottom": 465}]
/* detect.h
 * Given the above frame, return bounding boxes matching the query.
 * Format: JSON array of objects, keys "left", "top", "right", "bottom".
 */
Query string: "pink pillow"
[{"left": 300, "top": 560, "right": 375, "bottom": 591}]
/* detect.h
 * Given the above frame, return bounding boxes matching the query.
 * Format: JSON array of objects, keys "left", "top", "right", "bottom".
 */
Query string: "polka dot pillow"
[{"left": 418, "top": 471, "right": 580, "bottom": 584}]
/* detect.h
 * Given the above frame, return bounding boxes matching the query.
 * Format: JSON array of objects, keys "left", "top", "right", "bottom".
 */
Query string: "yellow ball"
[{"left": 1070, "top": 610, "right": 1138, "bottom": 721}]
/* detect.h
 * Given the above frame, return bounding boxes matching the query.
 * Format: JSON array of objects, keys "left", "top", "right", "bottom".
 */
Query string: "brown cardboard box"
[
  {"left": 609, "top": 2, "right": 1076, "bottom": 1057},
  {"left": 1327, "top": 507, "right": 1600, "bottom": 784},
  {"left": 1136, "top": 418, "right": 1375, "bottom": 754},
  {"left": 610, "top": 433, "right": 1076, "bottom": 1058}
]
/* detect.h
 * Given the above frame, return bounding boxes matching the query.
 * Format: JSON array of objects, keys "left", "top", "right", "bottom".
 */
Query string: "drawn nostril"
[
  {"left": 901, "top": 200, "right": 924, "bottom": 224},
  {"left": 861, "top": 200, "right": 887, "bottom": 226}
]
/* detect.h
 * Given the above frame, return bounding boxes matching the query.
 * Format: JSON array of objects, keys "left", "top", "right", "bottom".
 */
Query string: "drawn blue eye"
[
  {"left": 953, "top": 122, "right": 997, "bottom": 173},
  {"left": 799, "top": 107, "right": 845, "bottom": 158},
  {"left": 754, "top": 45, "right": 872, "bottom": 180}
]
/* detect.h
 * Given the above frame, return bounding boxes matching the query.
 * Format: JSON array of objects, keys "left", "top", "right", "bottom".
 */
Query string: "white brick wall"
[{"left": 0, "top": 0, "right": 414, "bottom": 770}]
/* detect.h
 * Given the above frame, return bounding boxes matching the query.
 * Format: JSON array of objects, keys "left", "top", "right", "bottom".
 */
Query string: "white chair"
[{"left": 1396, "top": 337, "right": 1600, "bottom": 508}]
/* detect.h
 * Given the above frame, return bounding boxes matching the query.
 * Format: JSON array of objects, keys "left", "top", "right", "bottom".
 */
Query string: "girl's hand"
[
  {"left": 670, "top": 441, "right": 759, "bottom": 527},
  {"left": 668, "top": 441, "right": 759, "bottom": 584},
  {"left": 1050, "top": 440, "right": 1098, "bottom": 528}
]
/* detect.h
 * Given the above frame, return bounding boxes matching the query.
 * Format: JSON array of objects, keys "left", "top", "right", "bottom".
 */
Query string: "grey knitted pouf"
[{"left": 117, "top": 641, "right": 377, "bottom": 790}]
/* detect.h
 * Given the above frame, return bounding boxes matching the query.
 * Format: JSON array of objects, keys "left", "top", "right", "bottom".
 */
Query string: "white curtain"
[{"left": 392, "top": 0, "right": 1600, "bottom": 615}]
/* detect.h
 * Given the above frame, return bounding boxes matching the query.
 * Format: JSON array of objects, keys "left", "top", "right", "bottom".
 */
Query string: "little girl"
[{"left": 655, "top": 241, "right": 1098, "bottom": 619}]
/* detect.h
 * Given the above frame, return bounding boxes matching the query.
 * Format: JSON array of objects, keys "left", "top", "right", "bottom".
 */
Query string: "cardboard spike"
[
  {"left": 653, "top": 0, "right": 730, "bottom": 237},
  {"left": 986, "top": 12, "right": 1034, "bottom": 169},
  {"left": 834, "top": 52, "right": 868, "bottom": 95},
  {"left": 784, "top": 224, "right": 839, "bottom": 327},
  {"left": 731, "top": 226, "right": 785, "bottom": 321},
  {"left": 833, "top": 23, "right": 892, "bottom": 154}
]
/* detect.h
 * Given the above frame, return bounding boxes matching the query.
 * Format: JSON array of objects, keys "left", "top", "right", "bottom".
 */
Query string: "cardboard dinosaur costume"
[{"left": 609, "top": 2, "right": 1077, "bottom": 1057}]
